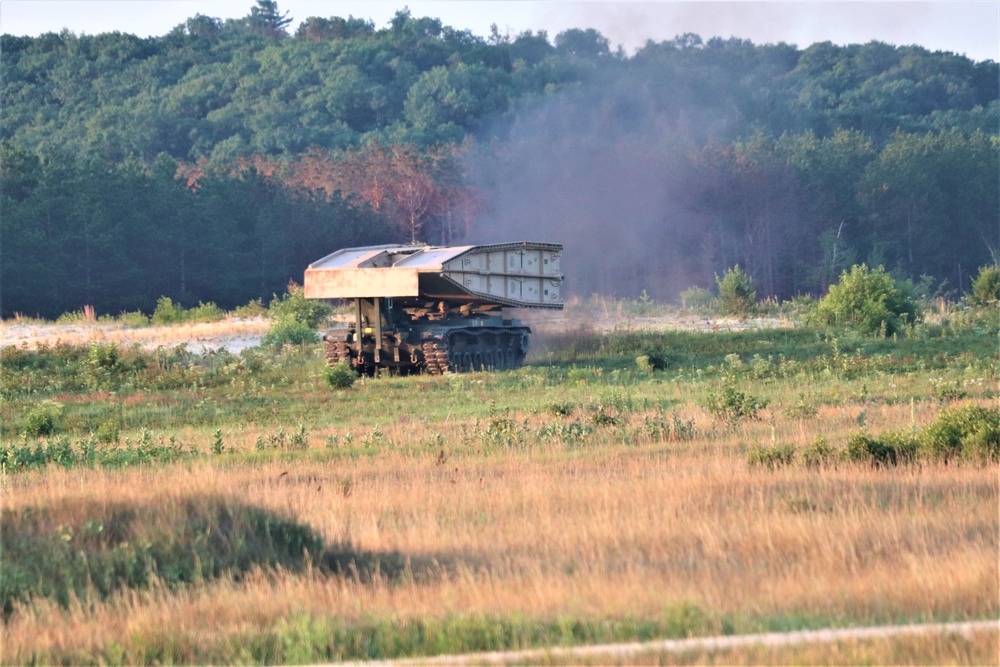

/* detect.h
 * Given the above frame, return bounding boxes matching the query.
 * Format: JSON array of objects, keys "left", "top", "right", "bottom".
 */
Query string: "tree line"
[{"left": 1, "top": 1, "right": 997, "bottom": 317}]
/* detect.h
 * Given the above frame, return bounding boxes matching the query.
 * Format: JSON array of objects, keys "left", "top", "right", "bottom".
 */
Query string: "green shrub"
[
  {"left": 545, "top": 402, "right": 574, "bottom": 417},
  {"left": 150, "top": 297, "right": 224, "bottom": 325},
  {"left": 810, "top": 264, "right": 919, "bottom": 337},
  {"left": 920, "top": 405, "right": 1000, "bottom": 462},
  {"left": 703, "top": 386, "right": 767, "bottom": 421},
  {"left": 629, "top": 289, "right": 655, "bottom": 316},
  {"left": 262, "top": 321, "right": 319, "bottom": 347},
  {"left": 55, "top": 310, "right": 87, "bottom": 324},
  {"left": 746, "top": 442, "right": 796, "bottom": 469},
  {"left": 88, "top": 341, "right": 120, "bottom": 371},
  {"left": 846, "top": 431, "right": 918, "bottom": 467},
  {"left": 232, "top": 298, "right": 267, "bottom": 318},
  {"left": 151, "top": 296, "right": 186, "bottom": 325},
  {"left": 637, "top": 349, "right": 671, "bottom": 371},
  {"left": 781, "top": 294, "right": 817, "bottom": 318},
  {"left": 23, "top": 402, "right": 62, "bottom": 437},
  {"left": 968, "top": 265, "right": 1000, "bottom": 306},
  {"left": 715, "top": 265, "right": 757, "bottom": 316},
  {"left": 679, "top": 286, "right": 715, "bottom": 311},
  {"left": 323, "top": 361, "right": 356, "bottom": 389},
  {"left": 268, "top": 284, "right": 332, "bottom": 330},
  {"left": 186, "top": 301, "right": 224, "bottom": 323},
  {"left": 264, "top": 284, "right": 331, "bottom": 347},
  {"left": 115, "top": 311, "right": 150, "bottom": 327},
  {"left": 590, "top": 408, "right": 618, "bottom": 427},
  {"left": 87, "top": 342, "right": 125, "bottom": 389},
  {"left": 635, "top": 355, "right": 654, "bottom": 373},
  {"left": 801, "top": 435, "right": 836, "bottom": 467},
  {"left": 94, "top": 419, "right": 121, "bottom": 444},
  {"left": 786, "top": 398, "right": 818, "bottom": 420}
]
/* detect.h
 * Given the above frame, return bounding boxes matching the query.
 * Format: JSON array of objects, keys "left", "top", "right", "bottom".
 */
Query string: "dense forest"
[{"left": 2, "top": 1, "right": 998, "bottom": 317}]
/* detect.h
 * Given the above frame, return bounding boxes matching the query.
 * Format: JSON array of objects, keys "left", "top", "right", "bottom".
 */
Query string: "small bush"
[
  {"left": 802, "top": 435, "right": 836, "bottom": 467},
  {"left": 786, "top": 398, "right": 818, "bottom": 420},
  {"left": 638, "top": 349, "right": 671, "bottom": 371},
  {"left": 323, "top": 361, "right": 356, "bottom": 389},
  {"left": 262, "top": 321, "right": 319, "bottom": 347},
  {"left": 86, "top": 342, "right": 125, "bottom": 389},
  {"left": 269, "top": 284, "right": 332, "bottom": 330},
  {"left": 115, "top": 311, "right": 150, "bottom": 327},
  {"left": 968, "top": 265, "right": 1000, "bottom": 306},
  {"left": 545, "top": 402, "right": 574, "bottom": 417},
  {"left": 810, "top": 264, "right": 919, "bottom": 337},
  {"left": 88, "top": 341, "right": 120, "bottom": 372},
  {"left": 781, "top": 294, "right": 817, "bottom": 318},
  {"left": 94, "top": 419, "right": 120, "bottom": 444},
  {"left": 55, "top": 310, "right": 86, "bottom": 324},
  {"left": 846, "top": 431, "right": 918, "bottom": 467},
  {"left": 186, "top": 301, "right": 224, "bottom": 323},
  {"left": 635, "top": 355, "right": 654, "bottom": 373},
  {"left": 231, "top": 298, "right": 267, "bottom": 318},
  {"left": 264, "top": 284, "right": 331, "bottom": 348},
  {"left": 151, "top": 296, "right": 186, "bottom": 325},
  {"left": 920, "top": 405, "right": 999, "bottom": 462},
  {"left": 590, "top": 408, "right": 618, "bottom": 427},
  {"left": 629, "top": 289, "right": 655, "bottom": 316},
  {"left": 746, "top": 442, "right": 795, "bottom": 469},
  {"left": 679, "top": 285, "right": 715, "bottom": 311},
  {"left": 715, "top": 265, "right": 757, "bottom": 316},
  {"left": 703, "top": 386, "right": 767, "bottom": 422},
  {"left": 23, "top": 402, "right": 62, "bottom": 437}
]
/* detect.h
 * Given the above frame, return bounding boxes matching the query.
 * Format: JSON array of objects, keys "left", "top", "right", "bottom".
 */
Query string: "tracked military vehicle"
[{"left": 303, "top": 242, "right": 563, "bottom": 375}]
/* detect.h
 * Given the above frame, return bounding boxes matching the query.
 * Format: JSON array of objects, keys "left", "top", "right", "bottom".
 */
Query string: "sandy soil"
[
  {"left": 0, "top": 317, "right": 271, "bottom": 354},
  {"left": 0, "top": 310, "right": 792, "bottom": 355},
  {"left": 519, "top": 308, "right": 794, "bottom": 334}
]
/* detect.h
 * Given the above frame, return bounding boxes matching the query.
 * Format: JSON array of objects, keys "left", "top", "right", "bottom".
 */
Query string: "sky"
[{"left": 1, "top": 0, "right": 998, "bottom": 63}]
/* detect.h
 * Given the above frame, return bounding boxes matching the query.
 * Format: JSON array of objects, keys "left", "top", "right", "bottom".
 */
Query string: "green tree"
[
  {"left": 555, "top": 28, "right": 611, "bottom": 59},
  {"left": 247, "top": 1, "right": 292, "bottom": 38},
  {"left": 403, "top": 64, "right": 511, "bottom": 137},
  {"left": 715, "top": 265, "right": 757, "bottom": 316}
]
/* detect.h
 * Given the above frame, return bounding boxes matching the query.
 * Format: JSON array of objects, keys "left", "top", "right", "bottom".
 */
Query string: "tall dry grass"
[{"left": 4, "top": 434, "right": 996, "bottom": 659}]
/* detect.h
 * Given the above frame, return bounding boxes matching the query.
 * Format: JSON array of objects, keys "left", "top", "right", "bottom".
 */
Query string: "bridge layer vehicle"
[{"left": 303, "top": 242, "right": 563, "bottom": 375}]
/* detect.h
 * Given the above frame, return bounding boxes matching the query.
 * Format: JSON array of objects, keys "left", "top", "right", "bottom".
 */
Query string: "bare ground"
[
  {"left": 0, "top": 317, "right": 270, "bottom": 354},
  {"left": 0, "top": 310, "right": 791, "bottom": 355}
]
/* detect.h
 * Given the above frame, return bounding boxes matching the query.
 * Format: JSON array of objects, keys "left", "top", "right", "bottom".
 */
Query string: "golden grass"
[{"left": 4, "top": 424, "right": 996, "bottom": 660}]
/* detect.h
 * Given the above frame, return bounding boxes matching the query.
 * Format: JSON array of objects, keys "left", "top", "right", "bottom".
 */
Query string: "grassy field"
[{"left": 1, "top": 306, "right": 997, "bottom": 664}]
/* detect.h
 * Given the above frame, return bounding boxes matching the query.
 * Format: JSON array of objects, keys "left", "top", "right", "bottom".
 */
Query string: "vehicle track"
[{"left": 330, "top": 620, "right": 999, "bottom": 666}]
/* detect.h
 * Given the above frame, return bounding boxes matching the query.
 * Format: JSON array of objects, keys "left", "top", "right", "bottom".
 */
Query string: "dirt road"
[{"left": 332, "top": 620, "right": 999, "bottom": 666}]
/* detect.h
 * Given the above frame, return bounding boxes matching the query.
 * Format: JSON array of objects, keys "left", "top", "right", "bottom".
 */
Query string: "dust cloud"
[{"left": 467, "top": 71, "right": 721, "bottom": 302}]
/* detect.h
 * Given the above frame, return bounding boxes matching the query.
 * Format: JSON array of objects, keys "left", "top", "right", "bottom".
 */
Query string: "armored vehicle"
[{"left": 303, "top": 242, "right": 563, "bottom": 375}]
